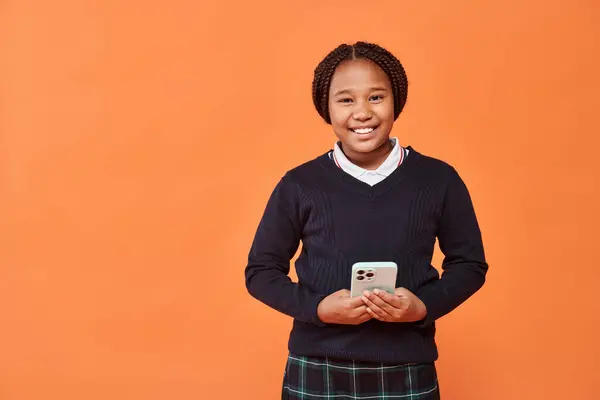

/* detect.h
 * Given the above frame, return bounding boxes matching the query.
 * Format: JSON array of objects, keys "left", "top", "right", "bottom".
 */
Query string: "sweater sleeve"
[
  {"left": 245, "top": 174, "right": 327, "bottom": 326},
  {"left": 415, "top": 167, "right": 488, "bottom": 326}
]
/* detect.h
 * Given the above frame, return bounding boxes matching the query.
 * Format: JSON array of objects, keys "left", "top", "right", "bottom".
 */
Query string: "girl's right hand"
[{"left": 316, "top": 289, "right": 372, "bottom": 325}]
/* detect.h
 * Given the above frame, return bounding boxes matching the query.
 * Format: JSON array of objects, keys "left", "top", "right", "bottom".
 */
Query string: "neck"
[{"left": 341, "top": 139, "right": 394, "bottom": 170}]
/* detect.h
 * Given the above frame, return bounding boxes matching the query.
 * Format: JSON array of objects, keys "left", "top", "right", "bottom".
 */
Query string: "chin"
[{"left": 347, "top": 136, "right": 389, "bottom": 153}]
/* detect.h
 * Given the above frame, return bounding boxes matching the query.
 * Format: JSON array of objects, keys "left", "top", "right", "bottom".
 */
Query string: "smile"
[{"left": 350, "top": 126, "right": 378, "bottom": 135}]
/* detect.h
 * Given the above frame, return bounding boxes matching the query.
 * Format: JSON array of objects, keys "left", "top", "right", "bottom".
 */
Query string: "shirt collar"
[{"left": 333, "top": 137, "right": 402, "bottom": 178}]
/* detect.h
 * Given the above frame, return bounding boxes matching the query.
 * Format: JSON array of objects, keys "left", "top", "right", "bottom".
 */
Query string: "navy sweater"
[{"left": 245, "top": 147, "right": 488, "bottom": 363}]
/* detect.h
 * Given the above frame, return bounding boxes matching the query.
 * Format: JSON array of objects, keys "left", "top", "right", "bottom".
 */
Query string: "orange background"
[{"left": 1, "top": 1, "right": 599, "bottom": 399}]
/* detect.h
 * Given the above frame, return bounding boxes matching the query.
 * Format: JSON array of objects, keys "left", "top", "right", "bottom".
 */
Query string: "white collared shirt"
[{"left": 329, "top": 137, "right": 409, "bottom": 186}]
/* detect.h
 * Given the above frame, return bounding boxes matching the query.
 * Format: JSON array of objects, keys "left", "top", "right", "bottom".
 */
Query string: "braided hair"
[{"left": 312, "top": 42, "right": 408, "bottom": 124}]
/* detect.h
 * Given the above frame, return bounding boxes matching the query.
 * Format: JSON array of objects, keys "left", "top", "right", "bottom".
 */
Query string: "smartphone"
[{"left": 350, "top": 262, "right": 398, "bottom": 298}]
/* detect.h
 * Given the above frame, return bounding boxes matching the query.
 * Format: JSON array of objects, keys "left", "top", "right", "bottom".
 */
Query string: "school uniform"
[{"left": 245, "top": 138, "right": 487, "bottom": 399}]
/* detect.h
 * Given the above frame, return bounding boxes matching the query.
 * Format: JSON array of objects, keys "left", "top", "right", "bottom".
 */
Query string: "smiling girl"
[{"left": 245, "top": 41, "right": 488, "bottom": 399}]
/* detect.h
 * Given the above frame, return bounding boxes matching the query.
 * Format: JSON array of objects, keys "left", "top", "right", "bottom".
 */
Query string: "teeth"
[{"left": 353, "top": 128, "right": 374, "bottom": 134}]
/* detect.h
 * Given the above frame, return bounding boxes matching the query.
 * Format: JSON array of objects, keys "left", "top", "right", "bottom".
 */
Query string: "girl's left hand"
[{"left": 361, "top": 288, "right": 427, "bottom": 323}]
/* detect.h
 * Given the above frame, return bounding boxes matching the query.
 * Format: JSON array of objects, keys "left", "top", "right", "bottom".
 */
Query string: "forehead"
[{"left": 329, "top": 58, "right": 391, "bottom": 94}]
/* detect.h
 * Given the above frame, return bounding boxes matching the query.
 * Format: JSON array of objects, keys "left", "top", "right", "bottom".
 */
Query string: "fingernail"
[{"left": 373, "top": 289, "right": 380, "bottom": 295}]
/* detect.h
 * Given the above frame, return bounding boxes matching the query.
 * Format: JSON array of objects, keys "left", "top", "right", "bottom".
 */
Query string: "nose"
[{"left": 352, "top": 101, "right": 373, "bottom": 121}]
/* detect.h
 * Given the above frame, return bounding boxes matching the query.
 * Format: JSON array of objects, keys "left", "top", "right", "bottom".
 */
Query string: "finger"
[
  {"left": 366, "top": 290, "right": 399, "bottom": 312},
  {"left": 362, "top": 295, "right": 392, "bottom": 320},
  {"left": 366, "top": 307, "right": 386, "bottom": 321},
  {"left": 349, "top": 307, "right": 372, "bottom": 325},
  {"left": 352, "top": 305, "right": 369, "bottom": 315},
  {"left": 374, "top": 289, "right": 409, "bottom": 310},
  {"left": 356, "top": 311, "right": 373, "bottom": 324},
  {"left": 374, "top": 289, "right": 399, "bottom": 303},
  {"left": 366, "top": 292, "right": 408, "bottom": 319},
  {"left": 347, "top": 305, "right": 369, "bottom": 321},
  {"left": 346, "top": 295, "right": 368, "bottom": 308}
]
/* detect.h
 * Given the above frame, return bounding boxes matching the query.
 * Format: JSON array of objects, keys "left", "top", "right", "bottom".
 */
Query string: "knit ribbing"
[{"left": 245, "top": 147, "right": 487, "bottom": 363}]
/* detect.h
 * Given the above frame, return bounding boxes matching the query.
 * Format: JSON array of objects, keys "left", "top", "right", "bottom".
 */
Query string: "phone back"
[{"left": 350, "top": 262, "right": 398, "bottom": 297}]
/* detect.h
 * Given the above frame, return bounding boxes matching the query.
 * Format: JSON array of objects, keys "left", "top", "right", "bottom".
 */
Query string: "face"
[{"left": 328, "top": 58, "right": 395, "bottom": 158}]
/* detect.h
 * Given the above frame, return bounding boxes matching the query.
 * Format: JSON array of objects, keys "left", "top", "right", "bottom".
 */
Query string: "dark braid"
[{"left": 312, "top": 41, "right": 408, "bottom": 124}]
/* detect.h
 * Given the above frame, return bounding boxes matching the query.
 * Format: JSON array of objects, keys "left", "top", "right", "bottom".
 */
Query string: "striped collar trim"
[{"left": 331, "top": 137, "right": 405, "bottom": 178}]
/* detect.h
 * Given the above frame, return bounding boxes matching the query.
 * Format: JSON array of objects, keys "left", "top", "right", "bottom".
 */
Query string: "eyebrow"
[{"left": 333, "top": 87, "right": 389, "bottom": 96}]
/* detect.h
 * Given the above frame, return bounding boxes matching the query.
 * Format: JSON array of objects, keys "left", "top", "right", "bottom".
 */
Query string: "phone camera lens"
[
  {"left": 357, "top": 270, "right": 365, "bottom": 275},
  {"left": 366, "top": 272, "right": 374, "bottom": 277},
  {"left": 357, "top": 275, "right": 365, "bottom": 281}
]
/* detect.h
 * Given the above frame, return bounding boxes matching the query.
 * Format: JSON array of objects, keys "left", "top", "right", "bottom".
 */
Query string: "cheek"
[
  {"left": 329, "top": 104, "right": 351, "bottom": 129},
  {"left": 331, "top": 120, "right": 349, "bottom": 138},
  {"left": 377, "top": 102, "right": 395, "bottom": 124}
]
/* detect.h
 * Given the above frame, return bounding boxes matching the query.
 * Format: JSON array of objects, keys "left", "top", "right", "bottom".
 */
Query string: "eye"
[
  {"left": 337, "top": 98, "right": 353, "bottom": 104},
  {"left": 369, "top": 95, "right": 384, "bottom": 102}
]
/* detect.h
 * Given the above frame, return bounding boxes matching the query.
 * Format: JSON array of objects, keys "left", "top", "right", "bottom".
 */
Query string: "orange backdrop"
[{"left": 1, "top": 1, "right": 599, "bottom": 399}]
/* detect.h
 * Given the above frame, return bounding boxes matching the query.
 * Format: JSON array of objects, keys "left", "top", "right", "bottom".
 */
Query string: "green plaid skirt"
[{"left": 282, "top": 353, "right": 440, "bottom": 399}]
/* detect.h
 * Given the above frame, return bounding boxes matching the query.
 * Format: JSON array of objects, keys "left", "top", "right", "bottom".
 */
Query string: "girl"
[{"left": 245, "top": 41, "right": 488, "bottom": 399}]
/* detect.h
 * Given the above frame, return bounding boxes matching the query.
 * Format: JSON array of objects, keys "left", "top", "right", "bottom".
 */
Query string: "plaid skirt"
[{"left": 282, "top": 353, "right": 440, "bottom": 399}]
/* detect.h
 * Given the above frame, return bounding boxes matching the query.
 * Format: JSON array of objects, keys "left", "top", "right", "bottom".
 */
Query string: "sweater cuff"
[
  {"left": 308, "top": 294, "right": 328, "bottom": 327},
  {"left": 414, "top": 289, "right": 443, "bottom": 328}
]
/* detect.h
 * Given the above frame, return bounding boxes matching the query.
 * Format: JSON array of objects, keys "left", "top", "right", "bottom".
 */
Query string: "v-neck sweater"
[{"left": 245, "top": 147, "right": 488, "bottom": 363}]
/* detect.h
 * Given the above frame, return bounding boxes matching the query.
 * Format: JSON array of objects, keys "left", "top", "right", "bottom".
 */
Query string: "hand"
[
  {"left": 317, "top": 289, "right": 373, "bottom": 325},
  {"left": 361, "top": 287, "right": 427, "bottom": 323}
]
